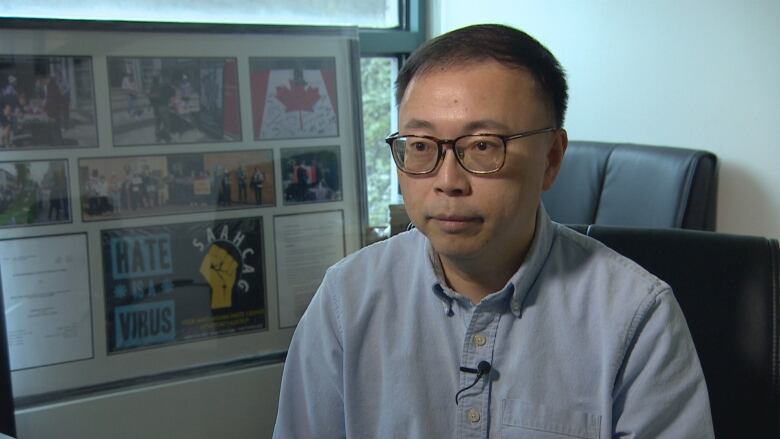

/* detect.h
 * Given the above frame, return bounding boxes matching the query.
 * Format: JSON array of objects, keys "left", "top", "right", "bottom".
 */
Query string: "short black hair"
[{"left": 395, "top": 24, "right": 568, "bottom": 128}]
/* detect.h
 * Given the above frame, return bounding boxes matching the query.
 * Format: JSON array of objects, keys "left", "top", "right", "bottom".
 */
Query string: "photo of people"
[
  {"left": 0, "top": 56, "right": 97, "bottom": 149},
  {"left": 0, "top": 159, "right": 70, "bottom": 227},
  {"left": 107, "top": 57, "right": 241, "bottom": 146},
  {"left": 250, "top": 57, "right": 338, "bottom": 140},
  {"left": 79, "top": 149, "right": 274, "bottom": 220},
  {"left": 281, "top": 145, "right": 341, "bottom": 205}
]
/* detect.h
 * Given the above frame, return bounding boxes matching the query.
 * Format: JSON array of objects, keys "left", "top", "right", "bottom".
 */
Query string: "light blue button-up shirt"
[{"left": 274, "top": 208, "right": 714, "bottom": 438}]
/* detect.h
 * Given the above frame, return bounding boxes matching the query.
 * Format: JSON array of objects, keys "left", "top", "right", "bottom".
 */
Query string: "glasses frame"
[{"left": 384, "top": 127, "right": 557, "bottom": 175}]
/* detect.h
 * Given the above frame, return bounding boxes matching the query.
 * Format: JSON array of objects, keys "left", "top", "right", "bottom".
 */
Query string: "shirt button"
[
  {"left": 473, "top": 334, "right": 487, "bottom": 347},
  {"left": 467, "top": 408, "right": 481, "bottom": 423}
]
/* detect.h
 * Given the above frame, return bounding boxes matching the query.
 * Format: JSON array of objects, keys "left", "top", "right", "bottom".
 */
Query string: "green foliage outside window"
[{"left": 360, "top": 57, "right": 394, "bottom": 229}]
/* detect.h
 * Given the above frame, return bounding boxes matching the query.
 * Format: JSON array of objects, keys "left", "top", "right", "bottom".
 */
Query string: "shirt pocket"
[{"left": 500, "top": 399, "right": 601, "bottom": 439}]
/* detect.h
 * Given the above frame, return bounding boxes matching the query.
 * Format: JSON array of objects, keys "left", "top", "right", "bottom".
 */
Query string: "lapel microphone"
[{"left": 455, "top": 361, "right": 492, "bottom": 405}]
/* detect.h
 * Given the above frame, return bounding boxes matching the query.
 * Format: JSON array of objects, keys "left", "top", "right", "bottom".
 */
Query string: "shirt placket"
[{"left": 457, "top": 306, "right": 501, "bottom": 439}]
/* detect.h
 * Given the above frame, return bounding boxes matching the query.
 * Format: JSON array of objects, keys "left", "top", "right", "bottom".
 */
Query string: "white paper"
[
  {"left": 0, "top": 234, "right": 93, "bottom": 370},
  {"left": 275, "top": 211, "right": 345, "bottom": 328}
]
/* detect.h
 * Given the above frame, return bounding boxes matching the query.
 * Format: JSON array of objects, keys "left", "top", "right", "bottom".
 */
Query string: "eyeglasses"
[{"left": 385, "top": 127, "right": 556, "bottom": 175}]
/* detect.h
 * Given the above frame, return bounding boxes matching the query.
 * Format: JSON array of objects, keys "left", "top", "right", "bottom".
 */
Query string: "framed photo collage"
[{"left": 0, "top": 24, "right": 364, "bottom": 399}]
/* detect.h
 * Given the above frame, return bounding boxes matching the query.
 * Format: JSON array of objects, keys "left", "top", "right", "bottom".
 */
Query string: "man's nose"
[{"left": 433, "top": 145, "right": 471, "bottom": 196}]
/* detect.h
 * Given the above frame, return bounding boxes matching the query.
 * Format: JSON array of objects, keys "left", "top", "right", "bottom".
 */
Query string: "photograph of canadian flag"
[{"left": 250, "top": 57, "right": 338, "bottom": 140}]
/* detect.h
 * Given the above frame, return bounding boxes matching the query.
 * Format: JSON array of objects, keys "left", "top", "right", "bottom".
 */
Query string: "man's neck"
[
  {"left": 437, "top": 224, "right": 536, "bottom": 305},
  {"left": 439, "top": 261, "right": 511, "bottom": 304}
]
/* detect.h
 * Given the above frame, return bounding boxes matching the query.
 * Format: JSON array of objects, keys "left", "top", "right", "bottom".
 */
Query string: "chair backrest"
[
  {"left": 585, "top": 226, "right": 779, "bottom": 437},
  {"left": 543, "top": 141, "right": 718, "bottom": 230}
]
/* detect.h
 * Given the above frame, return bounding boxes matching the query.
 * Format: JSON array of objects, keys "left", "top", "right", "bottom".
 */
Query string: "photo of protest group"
[
  {"left": 107, "top": 56, "right": 241, "bottom": 146},
  {"left": 250, "top": 57, "right": 338, "bottom": 140},
  {"left": 0, "top": 159, "right": 70, "bottom": 227},
  {"left": 0, "top": 56, "right": 97, "bottom": 149},
  {"left": 78, "top": 150, "right": 274, "bottom": 220},
  {"left": 281, "top": 145, "right": 341, "bottom": 205},
  {"left": 0, "top": 54, "right": 348, "bottom": 226}
]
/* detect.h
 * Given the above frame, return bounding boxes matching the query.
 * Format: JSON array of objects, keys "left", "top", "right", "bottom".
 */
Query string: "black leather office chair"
[
  {"left": 585, "top": 226, "right": 779, "bottom": 438},
  {"left": 543, "top": 141, "right": 718, "bottom": 230}
]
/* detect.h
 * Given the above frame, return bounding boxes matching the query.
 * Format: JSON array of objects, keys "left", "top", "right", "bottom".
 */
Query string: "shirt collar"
[{"left": 426, "top": 205, "right": 556, "bottom": 318}]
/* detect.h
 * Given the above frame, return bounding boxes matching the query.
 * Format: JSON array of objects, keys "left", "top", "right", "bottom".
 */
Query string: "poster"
[
  {"left": 101, "top": 217, "right": 266, "bottom": 353},
  {"left": 107, "top": 56, "right": 241, "bottom": 146},
  {"left": 0, "top": 159, "right": 70, "bottom": 227},
  {"left": 0, "top": 234, "right": 93, "bottom": 370},
  {"left": 0, "top": 25, "right": 364, "bottom": 403},
  {"left": 250, "top": 57, "right": 338, "bottom": 140},
  {"left": 280, "top": 145, "right": 342, "bottom": 205},
  {"left": 274, "top": 211, "right": 345, "bottom": 328},
  {"left": 78, "top": 149, "right": 274, "bottom": 220},
  {"left": 0, "top": 55, "right": 97, "bottom": 149}
]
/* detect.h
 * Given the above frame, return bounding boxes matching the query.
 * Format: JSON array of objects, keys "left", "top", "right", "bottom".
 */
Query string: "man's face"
[{"left": 398, "top": 61, "right": 566, "bottom": 268}]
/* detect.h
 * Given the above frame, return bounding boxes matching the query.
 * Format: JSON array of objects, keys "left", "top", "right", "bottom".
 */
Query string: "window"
[
  {"left": 358, "top": 0, "right": 425, "bottom": 239},
  {"left": 360, "top": 57, "right": 399, "bottom": 233},
  {"left": 1, "top": 0, "right": 401, "bottom": 28}
]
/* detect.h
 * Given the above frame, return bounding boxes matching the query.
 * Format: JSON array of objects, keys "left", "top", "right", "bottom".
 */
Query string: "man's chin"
[{"left": 428, "top": 237, "right": 484, "bottom": 262}]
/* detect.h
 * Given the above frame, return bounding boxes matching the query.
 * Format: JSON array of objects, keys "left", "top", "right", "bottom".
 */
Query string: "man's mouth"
[{"left": 427, "top": 214, "right": 483, "bottom": 232}]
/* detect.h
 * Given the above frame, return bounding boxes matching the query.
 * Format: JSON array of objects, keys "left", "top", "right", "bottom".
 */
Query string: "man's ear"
[{"left": 542, "top": 129, "right": 568, "bottom": 191}]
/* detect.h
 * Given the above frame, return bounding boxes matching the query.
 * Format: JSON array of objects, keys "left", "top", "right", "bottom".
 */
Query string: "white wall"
[
  {"left": 14, "top": 363, "right": 283, "bottom": 439},
  {"left": 429, "top": 0, "right": 780, "bottom": 238}
]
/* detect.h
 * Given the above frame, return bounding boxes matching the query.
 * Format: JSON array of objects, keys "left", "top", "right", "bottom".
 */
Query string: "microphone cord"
[{"left": 455, "top": 361, "right": 492, "bottom": 405}]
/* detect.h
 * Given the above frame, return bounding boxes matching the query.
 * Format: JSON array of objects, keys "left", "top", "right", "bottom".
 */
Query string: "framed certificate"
[{"left": 0, "top": 233, "right": 93, "bottom": 370}]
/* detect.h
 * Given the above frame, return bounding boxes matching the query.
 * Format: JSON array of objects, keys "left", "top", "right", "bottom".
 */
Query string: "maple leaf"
[{"left": 275, "top": 79, "right": 321, "bottom": 130}]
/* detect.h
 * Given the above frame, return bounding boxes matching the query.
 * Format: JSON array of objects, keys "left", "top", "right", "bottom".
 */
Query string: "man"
[
  {"left": 0, "top": 103, "right": 13, "bottom": 148},
  {"left": 1, "top": 75, "right": 19, "bottom": 111},
  {"left": 237, "top": 166, "right": 247, "bottom": 204},
  {"left": 251, "top": 166, "right": 265, "bottom": 205},
  {"left": 130, "top": 171, "right": 143, "bottom": 211},
  {"left": 108, "top": 173, "right": 122, "bottom": 214},
  {"left": 121, "top": 71, "right": 139, "bottom": 118},
  {"left": 274, "top": 24, "right": 713, "bottom": 438},
  {"left": 220, "top": 168, "right": 232, "bottom": 206},
  {"left": 41, "top": 75, "right": 64, "bottom": 144},
  {"left": 151, "top": 74, "right": 176, "bottom": 142}
]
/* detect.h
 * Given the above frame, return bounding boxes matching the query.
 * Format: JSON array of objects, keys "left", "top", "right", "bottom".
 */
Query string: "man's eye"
[
  {"left": 469, "top": 139, "right": 501, "bottom": 152},
  {"left": 413, "top": 142, "right": 428, "bottom": 152}
]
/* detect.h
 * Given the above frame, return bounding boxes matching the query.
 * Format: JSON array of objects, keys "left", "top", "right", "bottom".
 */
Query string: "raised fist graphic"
[{"left": 199, "top": 244, "right": 239, "bottom": 309}]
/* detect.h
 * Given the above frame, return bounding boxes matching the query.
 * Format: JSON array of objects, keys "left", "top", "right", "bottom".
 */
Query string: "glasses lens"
[
  {"left": 456, "top": 135, "right": 505, "bottom": 172},
  {"left": 393, "top": 136, "right": 438, "bottom": 173}
]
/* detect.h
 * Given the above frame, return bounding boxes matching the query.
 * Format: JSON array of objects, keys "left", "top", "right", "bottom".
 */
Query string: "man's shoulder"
[
  {"left": 317, "top": 229, "right": 430, "bottom": 309},
  {"left": 329, "top": 228, "right": 427, "bottom": 276},
  {"left": 551, "top": 224, "right": 670, "bottom": 300},
  {"left": 537, "top": 225, "right": 679, "bottom": 361}
]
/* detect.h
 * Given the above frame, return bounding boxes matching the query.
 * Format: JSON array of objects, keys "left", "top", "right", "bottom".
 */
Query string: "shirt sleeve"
[
  {"left": 273, "top": 270, "right": 346, "bottom": 439},
  {"left": 612, "top": 288, "right": 715, "bottom": 438}
]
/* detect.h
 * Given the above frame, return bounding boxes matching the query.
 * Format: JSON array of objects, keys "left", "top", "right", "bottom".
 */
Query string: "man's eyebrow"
[
  {"left": 402, "top": 119, "right": 434, "bottom": 130},
  {"left": 401, "top": 119, "right": 512, "bottom": 132},
  {"left": 462, "top": 119, "right": 511, "bottom": 133}
]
